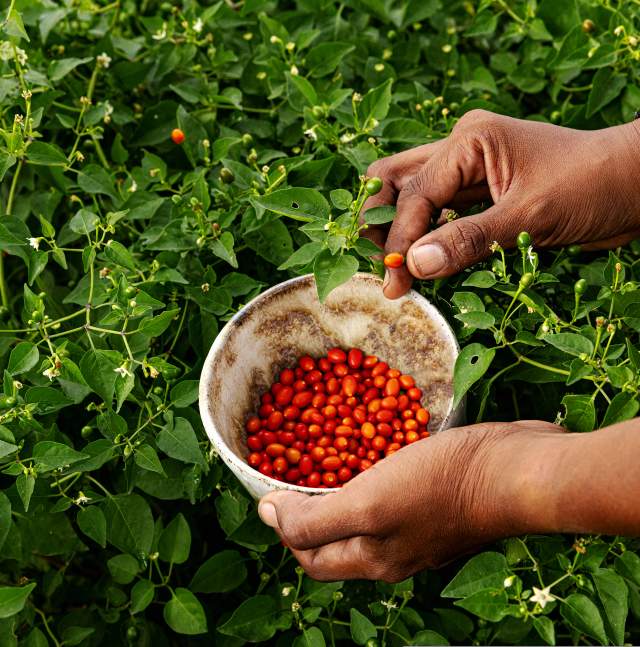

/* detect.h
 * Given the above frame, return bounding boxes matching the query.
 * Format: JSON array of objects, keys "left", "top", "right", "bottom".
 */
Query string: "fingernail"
[
  {"left": 411, "top": 244, "right": 447, "bottom": 277},
  {"left": 258, "top": 501, "right": 279, "bottom": 528},
  {"left": 382, "top": 270, "right": 390, "bottom": 291}
]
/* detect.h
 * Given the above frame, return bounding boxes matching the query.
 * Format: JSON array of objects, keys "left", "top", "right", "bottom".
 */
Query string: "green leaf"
[
  {"left": 159, "top": 513, "right": 191, "bottom": 564},
  {"left": 77, "top": 164, "right": 117, "bottom": 200},
  {"left": 601, "top": 392, "right": 639, "bottom": 427},
  {"left": 0, "top": 150, "right": 16, "bottom": 182},
  {"left": 350, "top": 608, "right": 377, "bottom": 645},
  {"left": 293, "top": 627, "right": 326, "bottom": 647},
  {"left": 455, "top": 311, "right": 495, "bottom": 330},
  {"left": 615, "top": 551, "right": 640, "bottom": 587},
  {"left": 364, "top": 206, "right": 396, "bottom": 225},
  {"left": 561, "top": 394, "right": 596, "bottom": 432},
  {"left": 138, "top": 309, "right": 178, "bottom": 337},
  {"left": 104, "top": 493, "right": 154, "bottom": 556},
  {"left": 592, "top": 568, "right": 628, "bottom": 646},
  {"left": 32, "top": 441, "right": 89, "bottom": 472},
  {"left": 170, "top": 380, "right": 199, "bottom": 408},
  {"left": 453, "top": 344, "right": 496, "bottom": 409},
  {"left": 107, "top": 553, "right": 140, "bottom": 584},
  {"left": 219, "top": 595, "right": 290, "bottom": 641},
  {"left": 79, "top": 349, "right": 120, "bottom": 403},
  {"left": 27, "top": 142, "right": 68, "bottom": 167},
  {"left": 69, "top": 209, "right": 100, "bottom": 236},
  {"left": 134, "top": 444, "right": 166, "bottom": 475},
  {"left": 287, "top": 73, "right": 318, "bottom": 108},
  {"left": 306, "top": 42, "right": 355, "bottom": 77},
  {"left": 48, "top": 57, "right": 93, "bottom": 81},
  {"left": 560, "top": 593, "right": 607, "bottom": 645},
  {"left": 0, "top": 584, "right": 36, "bottom": 619},
  {"left": 16, "top": 473, "right": 35, "bottom": 512},
  {"left": 8, "top": 342, "right": 39, "bottom": 376},
  {"left": 359, "top": 78, "right": 393, "bottom": 125},
  {"left": 253, "top": 188, "right": 330, "bottom": 222},
  {"left": 76, "top": 506, "right": 106, "bottom": 547},
  {"left": 103, "top": 240, "right": 136, "bottom": 271},
  {"left": 454, "top": 589, "right": 509, "bottom": 621},
  {"left": 412, "top": 630, "right": 450, "bottom": 646},
  {"left": 130, "top": 580, "right": 154, "bottom": 614},
  {"left": 278, "top": 242, "right": 324, "bottom": 270},
  {"left": 3, "top": 8, "right": 29, "bottom": 41},
  {"left": 0, "top": 492, "right": 11, "bottom": 551},
  {"left": 157, "top": 417, "right": 206, "bottom": 468},
  {"left": 442, "top": 552, "right": 509, "bottom": 598},
  {"left": 330, "top": 189, "right": 353, "bottom": 210},
  {"left": 462, "top": 271, "right": 496, "bottom": 288},
  {"left": 163, "top": 588, "right": 208, "bottom": 635},
  {"left": 533, "top": 616, "right": 556, "bottom": 645},
  {"left": 176, "top": 105, "right": 208, "bottom": 167},
  {"left": 210, "top": 231, "right": 238, "bottom": 268},
  {"left": 313, "top": 251, "right": 359, "bottom": 303},
  {"left": 587, "top": 68, "right": 627, "bottom": 118},
  {"left": 190, "top": 550, "right": 248, "bottom": 593},
  {"left": 0, "top": 439, "right": 18, "bottom": 459},
  {"left": 543, "top": 333, "right": 593, "bottom": 357}
]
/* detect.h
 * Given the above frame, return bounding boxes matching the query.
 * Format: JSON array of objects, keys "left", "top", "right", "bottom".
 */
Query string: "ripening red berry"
[
  {"left": 171, "top": 128, "right": 185, "bottom": 145},
  {"left": 384, "top": 252, "right": 404, "bottom": 269},
  {"left": 244, "top": 348, "right": 430, "bottom": 487}
]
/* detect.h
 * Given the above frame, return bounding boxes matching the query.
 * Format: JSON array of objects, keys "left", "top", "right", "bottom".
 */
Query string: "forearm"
[{"left": 501, "top": 419, "right": 640, "bottom": 537}]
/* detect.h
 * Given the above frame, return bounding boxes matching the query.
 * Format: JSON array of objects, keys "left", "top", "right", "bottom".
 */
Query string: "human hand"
[
  {"left": 362, "top": 110, "right": 640, "bottom": 299},
  {"left": 257, "top": 420, "right": 564, "bottom": 582}
]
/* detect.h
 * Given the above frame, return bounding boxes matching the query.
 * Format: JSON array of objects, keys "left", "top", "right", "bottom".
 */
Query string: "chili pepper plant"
[{"left": 0, "top": 0, "right": 639, "bottom": 645}]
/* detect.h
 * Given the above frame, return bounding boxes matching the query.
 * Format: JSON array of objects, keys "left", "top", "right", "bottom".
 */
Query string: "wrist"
[{"left": 479, "top": 426, "right": 570, "bottom": 537}]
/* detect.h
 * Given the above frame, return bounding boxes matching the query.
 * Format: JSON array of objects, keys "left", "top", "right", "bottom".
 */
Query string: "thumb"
[{"left": 406, "top": 204, "right": 517, "bottom": 279}]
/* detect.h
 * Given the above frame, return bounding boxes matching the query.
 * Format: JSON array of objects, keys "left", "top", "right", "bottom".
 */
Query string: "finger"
[
  {"left": 406, "top": 202, "right": 518, "bottom": 280},
  {"left": 258, "top": 488, "right": 375, "bottom": 551},
  {"left": 580, "top": 229, "right": 640, "bottom": 251},
  {"left": 383, "top": 138, "right": 487, "bottom": 299},
  {"left": 290, "top": 535, "right": 388, "bottom": 582}
]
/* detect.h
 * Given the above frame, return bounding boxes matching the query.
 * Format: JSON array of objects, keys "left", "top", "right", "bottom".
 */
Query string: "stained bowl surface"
[{"left": 199, "top": 273, "right": 463, "bottom": 498}]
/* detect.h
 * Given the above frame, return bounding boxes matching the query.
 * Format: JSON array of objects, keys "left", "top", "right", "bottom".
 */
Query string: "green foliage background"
[{"left": 0, "top": 0, "right": 639, "bottom": 644}]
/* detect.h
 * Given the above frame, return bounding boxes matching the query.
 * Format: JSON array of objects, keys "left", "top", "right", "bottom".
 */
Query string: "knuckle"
[
  {"left": 367, "top": 160, "right": 386, "bottom": 178},
  {"left": 457, "top": 108, "right": 493, "bottom": 129},
  {"left": 447, "top": 220, "right": 488, "bottom": 267}
]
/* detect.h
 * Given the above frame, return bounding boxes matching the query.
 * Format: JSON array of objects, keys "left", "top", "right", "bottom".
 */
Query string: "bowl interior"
[{"left": 200, "top": 273, "right": 460, "bottom": 494}]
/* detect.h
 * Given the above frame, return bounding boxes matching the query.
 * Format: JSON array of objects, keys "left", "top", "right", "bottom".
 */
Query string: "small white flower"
[
  {"left": 0, "top": 42, "right": 12, "bottom": 61},
  {"left": 114, "top": 365, "right": 133, "bottom": 378},
  {"left": 352, "top": 92, "right": 362, "bottom": 102},
  {"left": 380, "top": 599, "right": 398, "bottom": 610},
  {"left": 340, "top": 132, "right": 356, "bottom": 143},
  {"left": 530, "top": 586, "right": 554, "bottom": 609},
  {"left": 74, "top": 492, "right": 90, "bottom": 505},
  {"left": 16, "top": 47, "right": 28, "bottom": 66},
  {"left": 281, "top": 586, "right": 293, "bottom": 597},
  {"left": 153, "top": 23, "right": 167, "bottom": 40},
  {"left": 128, "top": 179, "right": 138, "bottom": 193},
  {"left": 304, "top": 127, "right": 318, "bottom": 141},
  {"left": 43, "top": 367, "right": 60, "bottom": 380},
  {"left": 103, "top": 101, "right": 114, "bottom": 117},
  {"left": 614, "top": 25, "right": 624, "bottom": 36},
  {"left": 629, "top": 36, "right": 638, "bottom": 47},
  {"left": 28, "top": 237, "right": 40, "bottom": 250},
  {"left": 201, "top": 283, "right": 210, "bottom": 293},
  {"left": 13, "top": 381, "right": 23, "bottom": 390},
  {"left": 270, "top": 35, "right": 281, "bottom": 44},
  {"left": 504, "top": 575, "right": 515, "bottom": 588},
  {"left": 193, "top": 18, "right": 204, "bottom": 33},
  {"left": 148, "top": 366, "right": 160, "bottom": 379},
  {"left": 97, "top": 52, "right": 112, "bottom": 68},
  {"left": 290, "top": 65, "right": 299, "bottom": 76},
  {"left": 374, "top": 62, "right": 385, "bottom": 72},
  {"left": 442, "top": 44, "right": 453, "bottom": 53}
]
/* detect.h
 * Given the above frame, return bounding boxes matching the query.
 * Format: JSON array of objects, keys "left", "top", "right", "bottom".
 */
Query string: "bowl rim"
[{"left": 198, "top": 272, "right": 461, "bottom": 496}]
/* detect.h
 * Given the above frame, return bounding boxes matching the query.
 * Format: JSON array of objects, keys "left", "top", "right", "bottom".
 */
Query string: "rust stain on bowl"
[{"left": 200, "top": 273, "right": 461, "bottom": 498}]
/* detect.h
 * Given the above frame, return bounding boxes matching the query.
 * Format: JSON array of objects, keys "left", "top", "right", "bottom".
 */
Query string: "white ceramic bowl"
[{"left": 199, "top": 273, "right": 463, "bottom": 499}]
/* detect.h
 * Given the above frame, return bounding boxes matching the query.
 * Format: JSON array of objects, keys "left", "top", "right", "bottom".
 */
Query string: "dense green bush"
[{"left": 0, "top": 0, "right": 640, "bottom": 644}]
